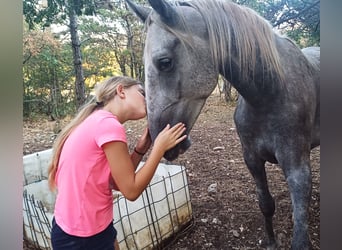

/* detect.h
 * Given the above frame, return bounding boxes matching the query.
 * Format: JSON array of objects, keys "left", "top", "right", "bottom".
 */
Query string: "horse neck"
[
  {"left": 220, "top": 35, "right": 291, "bottom": 107},
  {"left": 220, "top": 62, "right": 283, "bottom": 107}
]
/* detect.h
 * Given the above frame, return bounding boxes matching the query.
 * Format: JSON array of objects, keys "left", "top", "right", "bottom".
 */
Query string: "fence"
[{"left": 23, "top": 149, "right": 193, "bottom": 249}]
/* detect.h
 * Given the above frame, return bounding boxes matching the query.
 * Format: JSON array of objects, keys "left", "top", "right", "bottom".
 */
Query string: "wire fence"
[
  {"left": 23, "top": 163, "right": 193, "bottom": 250},
  {"left": 23, "top": 190, "right": 52, "bottom": 249}
]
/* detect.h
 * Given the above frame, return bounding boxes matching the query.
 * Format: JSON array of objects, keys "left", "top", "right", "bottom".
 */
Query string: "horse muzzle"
[{"left": 164, "top": 137, "right": 192, "bottom": 161}]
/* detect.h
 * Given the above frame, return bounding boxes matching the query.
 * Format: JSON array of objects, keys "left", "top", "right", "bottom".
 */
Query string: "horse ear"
[
  {"left": 126, "top": 0, "right": 151, "bottom": 22},
  {"left": 148, "top": 0, "right": 179, "bottom": 27}
]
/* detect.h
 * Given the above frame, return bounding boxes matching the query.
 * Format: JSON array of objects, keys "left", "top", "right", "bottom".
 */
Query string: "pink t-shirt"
[{"left": 54, "top": 110, "right": 127, "bottom": 236}]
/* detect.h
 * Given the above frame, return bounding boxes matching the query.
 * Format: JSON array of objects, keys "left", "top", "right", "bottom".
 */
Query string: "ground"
[{"left": 23, "top": 92, "right": 320, "bottom": 250}]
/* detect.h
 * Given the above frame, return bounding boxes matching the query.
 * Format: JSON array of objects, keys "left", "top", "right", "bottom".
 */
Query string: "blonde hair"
[{"left": 48, "top": 76, "right": 142, "bottom": 190}]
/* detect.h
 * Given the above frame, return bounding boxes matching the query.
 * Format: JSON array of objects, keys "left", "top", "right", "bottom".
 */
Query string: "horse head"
[{"left": 127, "top": 0, "right": 218, "bottom": 161}]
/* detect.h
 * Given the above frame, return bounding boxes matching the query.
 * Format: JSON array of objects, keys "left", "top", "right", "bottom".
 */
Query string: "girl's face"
[{"left": 125, "top": 84, "right": 147, "bottom": 120}]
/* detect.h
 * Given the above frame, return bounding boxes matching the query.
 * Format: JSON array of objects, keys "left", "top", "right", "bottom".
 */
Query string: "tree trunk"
[
  {"left": 68, "top": 8, "right": 86, "bottom": 109},
  {"left": 124, "top": 15, "right": 136, "bottom": 78}
]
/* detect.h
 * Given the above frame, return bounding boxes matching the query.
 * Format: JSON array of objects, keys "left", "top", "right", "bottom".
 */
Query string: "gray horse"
[{"left": 126, "top": 0, "right": 320, "bottom": 249}]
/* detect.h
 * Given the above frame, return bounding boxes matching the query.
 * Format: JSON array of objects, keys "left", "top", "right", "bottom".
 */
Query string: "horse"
[{"left": 126, "top": 0, "right": 320, "bottom": 249}]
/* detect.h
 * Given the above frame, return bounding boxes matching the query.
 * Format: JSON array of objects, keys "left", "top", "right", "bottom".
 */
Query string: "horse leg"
[
  {"left": 280, "top": 158, "right": 312, "bottom": 250},
  {"left": 243, "top": 152, "right": 277, "bottom": 249}
]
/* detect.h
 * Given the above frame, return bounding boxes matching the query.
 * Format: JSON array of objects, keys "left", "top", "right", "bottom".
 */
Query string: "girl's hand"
[{"left": 154, "top": 123, "right": 187, "bottom": 153}]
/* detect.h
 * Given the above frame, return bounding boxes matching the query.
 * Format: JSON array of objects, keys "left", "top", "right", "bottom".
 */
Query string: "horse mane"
[
  {"left": 148, "top": 0, "right": 285, "bottom": 84},
  {"left": 188, "top": 0, "right": 285, "bottom": 83}
]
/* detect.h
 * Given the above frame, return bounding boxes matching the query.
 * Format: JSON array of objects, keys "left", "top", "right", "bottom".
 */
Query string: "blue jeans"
[{"left": 51, "top": 218, "right": 117, "bottom": 250}]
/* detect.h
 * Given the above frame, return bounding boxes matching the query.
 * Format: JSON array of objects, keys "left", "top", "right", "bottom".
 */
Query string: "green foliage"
[
  {"left": 23, "top": 0, "right": 65, "bottom": 29},
  {"left": 23, "top": 0, "right": 98, "bottom": 29},
  {"left": 234, "top": 0, "right": 320, "bottom": 47},
  {"left": 78, "top": 5, "right": 145, "bottom": 79},
  {"left": 23, "top": 27, "right": 76, "bottom": 118},
  {"left": 22, "top": 0, "right": 146, "bottom": 118}
]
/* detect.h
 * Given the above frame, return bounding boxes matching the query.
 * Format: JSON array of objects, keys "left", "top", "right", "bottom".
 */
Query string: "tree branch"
[{"left": 273, "top": 1, "right": 319, "bottom": 27}]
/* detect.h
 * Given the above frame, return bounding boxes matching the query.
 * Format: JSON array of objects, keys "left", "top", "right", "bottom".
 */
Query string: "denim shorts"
[{"left": 51, "top": 217, "right": 117, "bottom": 250}]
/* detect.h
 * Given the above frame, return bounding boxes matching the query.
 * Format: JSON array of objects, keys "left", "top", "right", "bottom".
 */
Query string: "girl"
[{"left": 48, "top": 76, "right": 187, "bottom": 249}]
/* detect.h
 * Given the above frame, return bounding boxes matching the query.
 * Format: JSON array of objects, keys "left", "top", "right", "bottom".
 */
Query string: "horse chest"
[
  {"left": 234, "top": 107, "right": 280, "bottom": 162},
  {"left": 236, "top": 128, "right": 278, "bottom": 162}
]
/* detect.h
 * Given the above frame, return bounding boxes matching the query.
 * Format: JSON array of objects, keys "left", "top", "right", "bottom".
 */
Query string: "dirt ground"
[{"left": 23, "top": 92, "right": 320, "bottom": 249}]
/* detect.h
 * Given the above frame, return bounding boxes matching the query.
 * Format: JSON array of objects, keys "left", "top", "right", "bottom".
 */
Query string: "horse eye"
[{"left": 157, "top": 58, "right": 173, "bottom": 72}]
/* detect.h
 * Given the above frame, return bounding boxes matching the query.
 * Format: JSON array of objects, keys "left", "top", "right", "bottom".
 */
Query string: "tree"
[
  {"left": 235, "top": 0, "right": 320, "bottom": 47},
  {"left": 23, "top": 24, "right": 74, "bottom": 118},
  {"left": 23, "top": 0, "right": 102, "bottom": 108},
  {"left": 68, "top": 2, "right": 86, "bottom": 107},
  {"left": 78, "top": 2, "right": 145, "bottom": 80}
]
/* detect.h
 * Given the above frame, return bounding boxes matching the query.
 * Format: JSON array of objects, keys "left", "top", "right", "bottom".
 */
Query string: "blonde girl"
[{"left": 48, "top": 76, "right": 186, "bottom": 250}]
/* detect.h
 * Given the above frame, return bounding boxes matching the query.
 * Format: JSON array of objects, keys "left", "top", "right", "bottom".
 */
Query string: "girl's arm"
[
  {"left": 130, "top": 126, "right": 152, "bottom": 169},
  {"left": 103, "top": 123, "right": 186, "bottom": 201}
]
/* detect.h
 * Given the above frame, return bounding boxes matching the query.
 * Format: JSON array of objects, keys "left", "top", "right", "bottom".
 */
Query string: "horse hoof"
[
  {"left": 266, "top": 243, "right": 277, "bottom": 250},
  {"left": 260, "top": 239, "right": 277, "bottom": 250}
]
